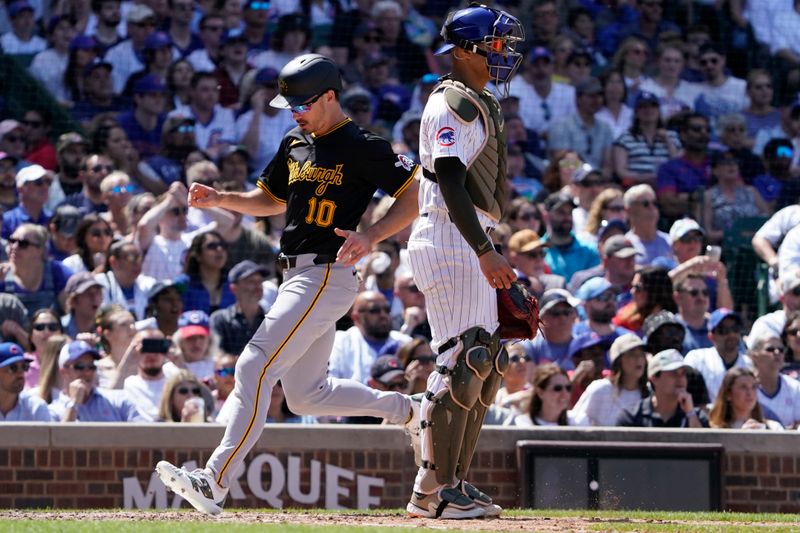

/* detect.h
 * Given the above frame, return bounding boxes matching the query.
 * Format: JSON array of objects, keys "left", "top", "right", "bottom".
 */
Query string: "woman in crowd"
[
  {"left": 1, "top": 224, "right": 71, "bottom": 316},
  {"left": 166, "top": 59, "right": 194, "bottom": 111},
  {"left": 640, "top": 43, "right": 700, "bottom": 120},
  {"left": 24, "top": 309, "right": 64, "bottom": 389},
  {"left": 158, "top": 369, "right": 214, "bottom": 423},
  {"left": 127, "top": 193, "right": 156, "bottom": 233},
  {"left": 580, "top": 188, "right": 626, "bottom": 244},
  {"left": 550, "top": 34, "right": 575, "bottom": 84},
  {"left": 519, "top": 364, "right": 587, "bottom": 426},
  {"left": 702, "top": 150, "right": 768, "bottom": 244},
  {"left": 781, "top": 311, "right": 800, "bottom": 380},
  {"left": 63, "top": 34, "right": 98, "bottom": 104},
  {"left": 165, "top": 311, "right": 217, "bottom": 381},
  {"left": 181, "top": 231, "right": 235, "bottom": 314},
  {"left": 494, "top": 342, "right": 535, "bottom": 413},
  {"left": 596, "top": 70, "right": 632, "bottom": 141},
  {"left": 612, "top": 36, "right": 650, "bottom": 98},
  {"left": 571, "top": 334, "right": 649, "bottom": 426},
  {"left": 209, "top": 352, "right": 237, "bottom": 417},
  {"left": 541, "top": 150, "right": 582, "bottom": 193},
  {"left": 709, "top": 367, "right": 783, "bottom": 430},
  {"left": 504, "top": 197, "right": 545, "bottom": 236},
  {"left": 742, "top": 70, "right": 781, "bottom": 141},
  {"left": 95, "top": 305, "right": 137, "bottom": 388},
  {"left": 395, "top": 337, "right": 436, "bottom": 395},
  {"left": 613, "top": 91, "right": 681, "bottom": 188},
  {"left": 614, "top": 266, "right": 676, "bottom": 333},
  {"left": 144, "top": 282, "right": 184, "bottom": 337},
  {"left": 92, "top": 124, "right": 141, "bottom": 187},
  {"left": 62, "top": 214, "right": 114, "bottom": 274},
  {"left": 35, "top": 334, "right": 70, "bottom": 406}
]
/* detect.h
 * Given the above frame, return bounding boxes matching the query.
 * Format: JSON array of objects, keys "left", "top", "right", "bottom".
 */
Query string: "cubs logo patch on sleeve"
[
  {"left": 436, "top": 127, "right": 456, "bottom": 147},
  {"left": 395, "top": 154, "right": 414, "bottom": 171}
]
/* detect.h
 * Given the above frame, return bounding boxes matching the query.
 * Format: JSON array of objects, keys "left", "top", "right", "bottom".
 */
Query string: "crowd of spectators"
[{"left": 2, "top": 0, "right": 800, "bottom": 431}]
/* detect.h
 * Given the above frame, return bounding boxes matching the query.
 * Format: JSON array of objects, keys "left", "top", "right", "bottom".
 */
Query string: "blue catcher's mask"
[{"left": 434, "top": 3, "right": 525, "bottom": 96}]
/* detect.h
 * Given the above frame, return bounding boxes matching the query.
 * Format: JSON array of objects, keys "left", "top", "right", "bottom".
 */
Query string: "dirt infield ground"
[{"left": 2, "top": 509, "right": 796, "bottom": 532}]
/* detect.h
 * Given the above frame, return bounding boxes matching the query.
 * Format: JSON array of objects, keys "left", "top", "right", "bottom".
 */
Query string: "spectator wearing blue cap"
[
  {"left": 566, "top": 331, "right": 611, "bottom": 405},
  {"left": 529, "top": 289, "right": 578, "bottom": 370},
  {"left": 541, "top": 192, "right": 600, "bottom": 283},
  {"left": 52, "top": 339, "right": 143, "bottom": 422},
  {"left": 618, "top": 349, "right": 708, "bottom": 428},
  {"left": 612, "top": 91, "right": 681, "bottom": 189},
  {"left": 210, "top": 260, "right": 269, "bottom": 355},
  {"left": 0, "top": 342, "right": 51, "bottom": 422},
  {"left": 28, "top": 14, "right": 76, "bottom": 102},
  {"left": 235, "top": 67, "right": 296, "bottom": 179},
  {"left": 116, "top": 74, "right": 168, "bottom": 160},
  {"left": 509, "top": 46, "right": 576, "bottom": 136},
  {"left": 214, "top": 28, "right": 251, "bottom": 108},
  {"left": 684, "top": 308, "right": 751, "bottom": 404},
  {"left": 573, "top": 276, "right": 634, "bottom": 346},
  {"left": 70, "top": 57, "right": 123, "bottom": 126},
  {"left": 1, "top": 0, "right": 46, "bottom": 56}
]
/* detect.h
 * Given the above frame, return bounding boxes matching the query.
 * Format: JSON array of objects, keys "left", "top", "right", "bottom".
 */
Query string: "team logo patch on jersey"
[
  {"left": 436, "top": 127, "right": 456, "bottom": 147},
  {"left": 395, "top": 154, "right": 414, "bottom": 171}
]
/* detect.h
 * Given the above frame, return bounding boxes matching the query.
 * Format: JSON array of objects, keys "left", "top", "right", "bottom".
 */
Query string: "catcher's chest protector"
[{"left": 436, "top": 79, "right": 508, "bottom": 221}]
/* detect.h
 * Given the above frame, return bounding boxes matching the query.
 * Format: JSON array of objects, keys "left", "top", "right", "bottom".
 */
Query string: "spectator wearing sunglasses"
[
  {"left": 164, "top": 310, "right": 217, "bottom": 381},
  {"left": 518, "top": 363, "right": 587, "bottom": 426},
  {"left": 24, "top": 309, "right": 62, "bottom": 389},
  {"left": 693, "top": 43, "right": 748, "bottom": 126},
  {"left": 507, "top": 229, "right": 565, "bottom": 296},
  {"left": 0, "top": 120, "right": 31, "bottom": 172},
  {"left": 494, "top": 342, "right": 535, "bottom": 412},
  {"left": 673, "top": 274, "right": 714, "bottom": 353},
  {"left": 51, "top": 339, "right": 142, "bottom": 422},
  {"left": 209, "top": 352, "right": 237, "bottom": 417},
  {"left": 98, "top": 171, "right": 134, "bottom": 236},
  {"left": 0, "top": 342, "right": 51, "bottom": 422},
  {"left": 716, "top": 113, "right": 764, "bottom": 182},
  {"left": 684, "top": 308, "right": 751, "bottom": 404},
  {"left": 749, "top": 336, "right": 800, "bottom": 429},
  {"left": 752, "top": 138, "right": 799, "bottom": 212},
  {"left": 329, "top": 291, "right": 411, "bottom": 386},
  {"left": 623, "top": 184, "right": 673, "bottom": 266},
  {"left": 140, "top": 117, "right": 199, "bottom": 194},
  {"left": 570, "top": 164, "right": 613, "bottom": 235},
  {"left": 62, "top": 272, "right": 105, "bottom": 337},
  {"left": 158, "top": 369, "right": 213, "bottom": 423},
  {"left": 1, "top": 223, "right": 71, "bottom": 316},
  {"left": 572, "top": 333, "right": 648, "bottom": 426},
  {"left": 618, "top": 349, "right": 708, "bottom": 428},
  {"left": 780, "top": 311, "right": 800, "bottom": 380},
  {"left": 395, "top": 338, "right": 435, "bottom": 395},
  {"left": 748, "top": 268, "right": 800, "bottom": 349},
  {"left": 63, "top": 215, "right": 114, "bottom": 274},
  {"left": 392, "top": 273, "right": 429, "bottom": 338},
  {"left": 21, "top": 109, "right": 57, "bottom": 171},
  {"left": 59, "top": 153, "right": 115, "bottom": 215},
  {"left": 180, "top": 231, "right": 235, "bottom": 314},
  {"left": 343, "top": 355, "right": 408, "bottom": 424},
  {"left": 529, "top": 289, "right": 578, "bottom": 370},
  {"left": 123, "top": 329, "right": 172, "bottom": 421},
  {"left": 95, "top": 305, "right": 137, "bottom": 388},
  {"left": 104, "top": 5, "right": 160, "bottom": 94},
  {"left": 574, "top": 277, "right": 633, "bottom": 348}
]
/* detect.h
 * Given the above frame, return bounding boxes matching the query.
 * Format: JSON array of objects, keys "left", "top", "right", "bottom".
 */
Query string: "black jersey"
[{"left": 257, "top": 118, "right": 417, "bottom": 256}]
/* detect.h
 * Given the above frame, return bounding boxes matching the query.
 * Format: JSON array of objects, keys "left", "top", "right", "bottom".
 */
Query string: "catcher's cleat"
[
  {"left": 406, "top": 487, "right": 487, "bottom": 519},
  {"left": 155, "top": 461, "right": 227, "bottom": 515},
  {"left": 403, "top": 394, "right": 423, "bottom": 466},
  {"left": 460, "top": 480, "right": 502, "bottom": 517}
]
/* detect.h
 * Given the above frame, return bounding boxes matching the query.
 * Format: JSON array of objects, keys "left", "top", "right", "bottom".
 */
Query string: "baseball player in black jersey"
[{"left": 155, "top": 54, "right": 421, "bottom": 515}]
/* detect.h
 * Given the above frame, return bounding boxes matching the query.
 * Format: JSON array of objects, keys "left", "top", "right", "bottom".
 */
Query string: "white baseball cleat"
[
  {"left": 155, "top": 461, "right": 227, "bottom": 515},
  {"left": 461, "top": 480, "right": 502, "bottom": 517},
  {"left": 407, "top": 487, "right": 487, "bottom": 519},
  {"left": 402, "top": 395, "right": 422, "bottom": 466}
]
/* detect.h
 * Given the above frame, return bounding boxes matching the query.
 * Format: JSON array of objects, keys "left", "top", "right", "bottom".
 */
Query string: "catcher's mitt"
[{"left": 496, "top": 281, "right": 540, "bottom": 340}]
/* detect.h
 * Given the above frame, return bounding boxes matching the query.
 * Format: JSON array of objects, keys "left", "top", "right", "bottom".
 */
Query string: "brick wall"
[{"left": 1, "top": 425, "right": 798, "bottom": 511}]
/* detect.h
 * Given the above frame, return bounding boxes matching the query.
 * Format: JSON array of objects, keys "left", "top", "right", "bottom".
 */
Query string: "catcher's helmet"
[
  {"left": 434, "top": 3, "right": 524, "bottom": 94},
  {"left": 270, "top": 53, "right": 343, "bottom": 109}
]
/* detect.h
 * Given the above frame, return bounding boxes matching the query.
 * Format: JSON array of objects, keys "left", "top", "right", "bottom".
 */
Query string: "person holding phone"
[
  {"left": 52, "top": 340, "right": 143, "bottom": 422},
  {"left": 617, "top": 349, "right": 708, "bottom": 428},
  {"left": 122, "top": 330, "right": 173, "bottom": 422}
]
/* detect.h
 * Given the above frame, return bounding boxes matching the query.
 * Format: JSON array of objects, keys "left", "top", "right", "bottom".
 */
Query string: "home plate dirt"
[{"left": 1, "top": 509, "right": 792, "bottom": 531}]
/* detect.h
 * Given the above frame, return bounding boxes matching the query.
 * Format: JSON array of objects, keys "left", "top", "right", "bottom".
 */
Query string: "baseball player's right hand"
[
  {"left": 188, "top": 183, "right": 220, "bottom": 209},
  {"left": 478, "top": 250, "right": 516, "bottom": 289}
]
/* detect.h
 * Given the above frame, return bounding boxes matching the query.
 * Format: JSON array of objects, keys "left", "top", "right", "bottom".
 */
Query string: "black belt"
[
  {"left": 420, "top": 212, "right": 494, "bottom": 234},
  {"left": 422, "top": 167, "right": 437, "bottom": 182},
  {"left": 277, "top": 253, "right": 337, "bottom": 271},
  {"left": 437, "top": 337, "right": 458, "bottom": 355}
]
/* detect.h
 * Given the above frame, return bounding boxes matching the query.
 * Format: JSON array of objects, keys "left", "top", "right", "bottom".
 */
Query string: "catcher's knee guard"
[
  {"left": 425, "top": 327, "right": 494, "bottom": 487},
  {"left": 456, "top": 338, "right": 508, "bottom": 481}
]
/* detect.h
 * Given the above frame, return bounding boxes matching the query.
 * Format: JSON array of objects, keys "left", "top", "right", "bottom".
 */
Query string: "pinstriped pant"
[
  {"left": 407, "top": 210, "right": 498, "bottom": 492},
  {"left": 206, "top": 260, "right": 411, "bottom": 488}
]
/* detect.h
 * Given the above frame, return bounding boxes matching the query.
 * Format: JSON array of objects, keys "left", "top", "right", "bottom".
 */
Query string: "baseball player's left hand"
[
  {"left": 334, "top": 228, "right": 371, "bottom": 266},
  {"left": 478, "top": 250, "right": 517, "bottom": 289}
]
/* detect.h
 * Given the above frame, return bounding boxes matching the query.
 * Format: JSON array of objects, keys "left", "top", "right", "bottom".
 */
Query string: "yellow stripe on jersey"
[
  {"left": 391, "top": 165, "right": 419, "bottom": 198},
  {"left": 257, "top": 181, "right": 287, "bottom": 204},
  {"left": 215, "top": 264, "right": 332, "bottom": 486},
  {"left": 311, "top": 118, "right": 352, "bottom": 139}
]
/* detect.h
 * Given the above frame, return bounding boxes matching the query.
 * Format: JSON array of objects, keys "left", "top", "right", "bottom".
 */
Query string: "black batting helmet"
[{"left": 270, "top": 54, "right": 342, "bottom": 109}]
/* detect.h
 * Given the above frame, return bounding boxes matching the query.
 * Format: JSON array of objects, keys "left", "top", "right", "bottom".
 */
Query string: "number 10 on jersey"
[{"left": 305, "top": 197, "right": 336, "bottom": 227}]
